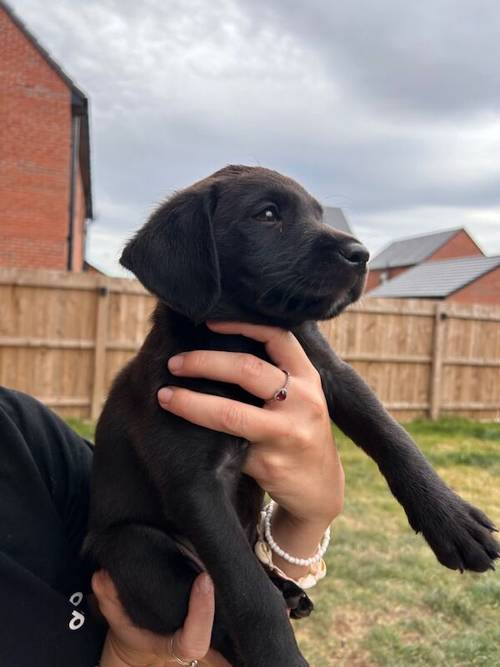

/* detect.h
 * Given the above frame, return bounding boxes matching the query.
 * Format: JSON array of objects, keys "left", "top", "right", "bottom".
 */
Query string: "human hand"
[
  {"left": 92, "top": 570, "right": 230, "bottom": 667},
  {"left": 158, "top": 321, "right": 344, "bottom": 534}
]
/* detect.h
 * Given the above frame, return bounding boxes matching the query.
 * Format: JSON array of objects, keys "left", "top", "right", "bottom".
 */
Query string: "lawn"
[
  {"left": 69, "top": 417, "right": 500, "bottom": 666},
  {"left": 295, "top": 419, "right": 500, "bottom": 667}
]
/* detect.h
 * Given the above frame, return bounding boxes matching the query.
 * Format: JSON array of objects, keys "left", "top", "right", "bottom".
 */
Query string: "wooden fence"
[{"left": 0, "top": 268, "right": 499, "bottom": 422}]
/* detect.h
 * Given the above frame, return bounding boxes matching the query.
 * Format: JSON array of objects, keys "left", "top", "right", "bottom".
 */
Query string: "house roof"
[
  {"left": 370, "top": 227, "right": 463, "bottom": 269},
  {"left": 368, "top": 255, "right": 500, "bottom": 298},
  {"left": 1, "top": 0, "right": 93, "bottom": 219},
  {"left": 323, "top": 207, "right": 353, "bottom": 235},
  {"left": 83, "top": 260, "right": 107, "bottom": 275}
]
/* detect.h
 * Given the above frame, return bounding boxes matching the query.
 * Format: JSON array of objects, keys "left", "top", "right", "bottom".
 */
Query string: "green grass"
[
  {"left": 67, "top": 417, "right": 500, "bottom": 666},
  {"left": 293, "top": 419, "right": 500, "bottom": 667},
  {"left": 65, "top": 417, "right": 96, "bottom": 442}
]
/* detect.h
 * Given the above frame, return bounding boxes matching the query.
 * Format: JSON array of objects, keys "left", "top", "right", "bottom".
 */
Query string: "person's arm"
[
  {"left": 269, "top": 505, "right": 339, "bottom": 581},
  {"left": 0, "top": 387, "right": 107, "bottom": 667},
  {"left": 158, "top": 320, "right": 345, "bottom": 582}
]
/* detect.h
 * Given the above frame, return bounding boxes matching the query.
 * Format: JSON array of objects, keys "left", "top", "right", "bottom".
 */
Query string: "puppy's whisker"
[
  {"left": 280, "top": 276, "right": 310, "bottom": 309},
  {"left": 258, "top": 272, "right": 305, "bottom": 303}
]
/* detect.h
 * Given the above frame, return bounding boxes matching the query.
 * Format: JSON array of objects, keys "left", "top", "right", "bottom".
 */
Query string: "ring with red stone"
[{"left": 268, "top": 369, "right": 290, "bottom": 402}]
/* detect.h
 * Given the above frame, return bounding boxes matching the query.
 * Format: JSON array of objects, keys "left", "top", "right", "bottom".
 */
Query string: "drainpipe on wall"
[{"left": 67, "top": 108, "right": 81, "bottom": 271}]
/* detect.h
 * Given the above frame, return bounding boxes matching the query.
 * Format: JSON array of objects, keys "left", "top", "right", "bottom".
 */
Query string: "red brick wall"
[
  {"left": 448, "top": 266, "right": 500, "bottom": 305},
  {"left": 0, "top": 6, "right": 79, "bottom": 270},
  {"left": 364, "top": 270, "right": 380, "bottom": 292},
  {"left": 428, "top": 229, "right": 483, "bottom": 261},
  {"left": 365, "top": 265, "right": 409, "bottom": 291}
]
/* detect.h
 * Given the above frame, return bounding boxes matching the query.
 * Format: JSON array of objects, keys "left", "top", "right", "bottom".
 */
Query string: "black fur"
[{"left": 85, "top": 166, "right": 499, "bottom": 667}]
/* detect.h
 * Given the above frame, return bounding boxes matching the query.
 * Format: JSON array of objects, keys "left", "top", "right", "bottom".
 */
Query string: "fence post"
[
  {"left": 90, "top": 285, "right": 110, "bottom": 421},
  {"left": 430, "top": 302, "right": 446, "bottom": 420}
]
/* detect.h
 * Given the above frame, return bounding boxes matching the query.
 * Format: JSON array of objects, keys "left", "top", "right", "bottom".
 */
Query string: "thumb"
[{"left": 174, "top": 573, "right": 215, "bottom": 661}]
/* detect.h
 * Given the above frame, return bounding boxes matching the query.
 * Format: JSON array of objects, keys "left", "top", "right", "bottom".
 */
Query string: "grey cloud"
[
  {"left": 13, "top": 0, "right": 500, "bottom": 274},
  {"left": 240, "top": 0, "right": 500, "bottom": 117}
]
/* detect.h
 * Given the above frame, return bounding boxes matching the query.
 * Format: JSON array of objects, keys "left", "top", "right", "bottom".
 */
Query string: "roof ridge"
[
  {"left": 382, "top": 226, "right": 462, "bottom": 246},
  {"left": 0, "top": 0, "right": 87, "bottom": 99},
  {"left": 370, "top": 226, "right": 467, "bottom": 269}
]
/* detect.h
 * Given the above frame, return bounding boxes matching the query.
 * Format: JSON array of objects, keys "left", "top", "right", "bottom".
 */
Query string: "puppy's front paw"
[
  {"left": 416, "top": 493, "right": 499, "bottom": 572},
  {"left": 282, "top": 579, "right": 314, "bottom": 619},
  {"left": 269, "top": 575, "right": 314, "bottom": 618}
]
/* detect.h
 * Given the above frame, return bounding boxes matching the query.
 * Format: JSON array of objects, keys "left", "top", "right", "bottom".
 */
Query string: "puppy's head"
[{"left": 121, "top": 165, "right": 369, "bottom": 326}]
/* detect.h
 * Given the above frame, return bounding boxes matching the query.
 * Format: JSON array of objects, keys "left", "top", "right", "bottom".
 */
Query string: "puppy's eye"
[{"left": 255, "top": 205, "right": 281, "bottom": 223}]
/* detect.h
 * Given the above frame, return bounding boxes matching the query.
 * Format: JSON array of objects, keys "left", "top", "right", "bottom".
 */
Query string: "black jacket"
[{"left": 0, "top": 387, "right": 106, "bottom": 667}]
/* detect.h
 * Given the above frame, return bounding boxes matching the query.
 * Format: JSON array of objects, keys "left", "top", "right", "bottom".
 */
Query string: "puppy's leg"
[
  {"left": 88, "top": 524, "right": 248, "bottom": 664},
  {"left": 170, "top": 480, "right": 309, "bottom": 667},
  {"left": 87, "top": 524, "right": 196, "bottom": 633},
  {"left": 295, "top": 321, "right": 499, "bottom": 573}
]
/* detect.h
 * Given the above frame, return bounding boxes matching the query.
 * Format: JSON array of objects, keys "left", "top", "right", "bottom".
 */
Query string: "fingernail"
[
  {"left": 197, "top": 573, "right": 213, "bottom": 594},
  {"left": 158, "top": 387, "right": 173, "bottom": 405},
  {"left": 168, "top": 354, "right": 184, "bottom": 372}
]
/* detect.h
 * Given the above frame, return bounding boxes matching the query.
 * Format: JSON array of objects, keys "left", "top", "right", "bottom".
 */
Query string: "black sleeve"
[{"left": 0, "top": 387, "right": 106, "bottom": 667}]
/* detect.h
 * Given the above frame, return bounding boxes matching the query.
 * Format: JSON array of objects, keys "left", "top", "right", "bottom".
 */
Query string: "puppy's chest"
[{"left": 161, "top": 328, "right": 269, "bottom": 406}]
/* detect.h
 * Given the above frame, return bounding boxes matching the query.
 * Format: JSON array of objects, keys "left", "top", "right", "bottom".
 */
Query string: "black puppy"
[{"left": 85, "top": 166, "right": 499, "bottom": 667}]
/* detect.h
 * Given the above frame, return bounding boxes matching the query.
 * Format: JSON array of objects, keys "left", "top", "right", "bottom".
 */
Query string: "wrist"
[
  {"left": 274, "top": 504, "right": 333, "bottom": 537},
  {"left": 265, "top": 503, "right": 332, "bottom": 580}
]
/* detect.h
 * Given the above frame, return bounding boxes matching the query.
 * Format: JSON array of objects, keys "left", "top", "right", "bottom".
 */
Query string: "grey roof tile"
[
  {"left": 370, "top": 227, "right": 462, "bottom": 269},
  {"left": 323, "top": 207, "right": 352, "bottom": 235},
  {"left": 368, "top": 255, "right": 500, "bottom": 298}
]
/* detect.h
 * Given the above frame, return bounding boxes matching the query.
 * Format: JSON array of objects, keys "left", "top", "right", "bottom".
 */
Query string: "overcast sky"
[{"left": 14, "top": 0, "right": 500, "bottom": 274}]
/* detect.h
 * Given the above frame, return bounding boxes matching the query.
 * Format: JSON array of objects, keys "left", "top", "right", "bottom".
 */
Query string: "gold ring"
[{"left": 170, "top": 635, "right": 199, "bottom": 666}]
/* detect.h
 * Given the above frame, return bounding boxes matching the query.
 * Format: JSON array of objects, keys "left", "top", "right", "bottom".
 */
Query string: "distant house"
[
  {"left": 0, "top": 0, "right": 92, "bottom": 272},
  {"left": 83, "top": 261, "right": 106, "bottom": 275},
  {"left": 365, "top": 228, "right": 483, "bottom": 292},
  {"left": 368, "top": 255, "right": 500, "bottom": 305},
  {"left": 323, "top": 207, "right": 353, "bottom": 235}
]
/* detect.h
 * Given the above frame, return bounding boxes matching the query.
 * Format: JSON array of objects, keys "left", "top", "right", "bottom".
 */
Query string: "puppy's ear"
[{"left": 120, "top": 185, "right": 220, "bottom": 321}]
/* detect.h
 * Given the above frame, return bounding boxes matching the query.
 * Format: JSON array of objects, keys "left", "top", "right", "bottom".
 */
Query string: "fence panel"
[{"left": 0, "top": 268, "right": 499, "bottom": 421}]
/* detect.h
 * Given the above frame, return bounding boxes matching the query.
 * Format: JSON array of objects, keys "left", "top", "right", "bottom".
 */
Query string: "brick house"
[
  {"left": 365, "top": 227, "right": 483, "bottom": 292},
  {"left": 368, "top": 255, "right": 500, "bottom": 305},
  {"left": 0, "top": 0, "right": 92, "bottom": 272}
]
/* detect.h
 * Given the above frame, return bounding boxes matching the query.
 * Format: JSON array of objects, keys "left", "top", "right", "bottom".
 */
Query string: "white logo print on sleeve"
[{"left": 68, "top": 591, "right": 85, "bottom": 630}]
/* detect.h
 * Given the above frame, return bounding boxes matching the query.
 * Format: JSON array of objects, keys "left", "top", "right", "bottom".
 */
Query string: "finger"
[
  {"left": 158, "top": 387, "right": 288, "bottom": 441},
  {"left": 168, "top": 350, "right": 288, "bottom": 401},
  {"left": 92, "top": 572, "right": 134, "bottom": 630},
  {"left": 206, "top": 321, "right": 314, "bottom": 378},
  {"left": 92, "top": 570, "right": 120, "bottom": 607},
  {"left": 174, "top": 573, "right": 215, "bottom": 661}
]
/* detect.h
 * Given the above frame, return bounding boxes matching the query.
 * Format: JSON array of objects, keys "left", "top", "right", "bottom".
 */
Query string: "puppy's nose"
[{"left": 338, "top": 240, "right": 370, "bottom": 265}]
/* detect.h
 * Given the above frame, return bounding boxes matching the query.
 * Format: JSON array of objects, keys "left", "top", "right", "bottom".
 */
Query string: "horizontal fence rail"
[{"left": 0, "top": 268, "right": 499, "bottom": 421}]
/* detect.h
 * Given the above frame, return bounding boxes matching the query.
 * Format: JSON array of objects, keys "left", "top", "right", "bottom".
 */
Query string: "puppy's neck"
[{"left": 151, "top": 302, "right": 268, "bottom": 359}]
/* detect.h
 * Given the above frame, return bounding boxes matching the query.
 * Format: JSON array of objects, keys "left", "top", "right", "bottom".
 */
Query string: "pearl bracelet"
[
  {"left": 262, "top": 501, "right": 331, "bottom": 567},
  {"left": 254, "top": 538, "right": 327, "bottom": 590}
]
